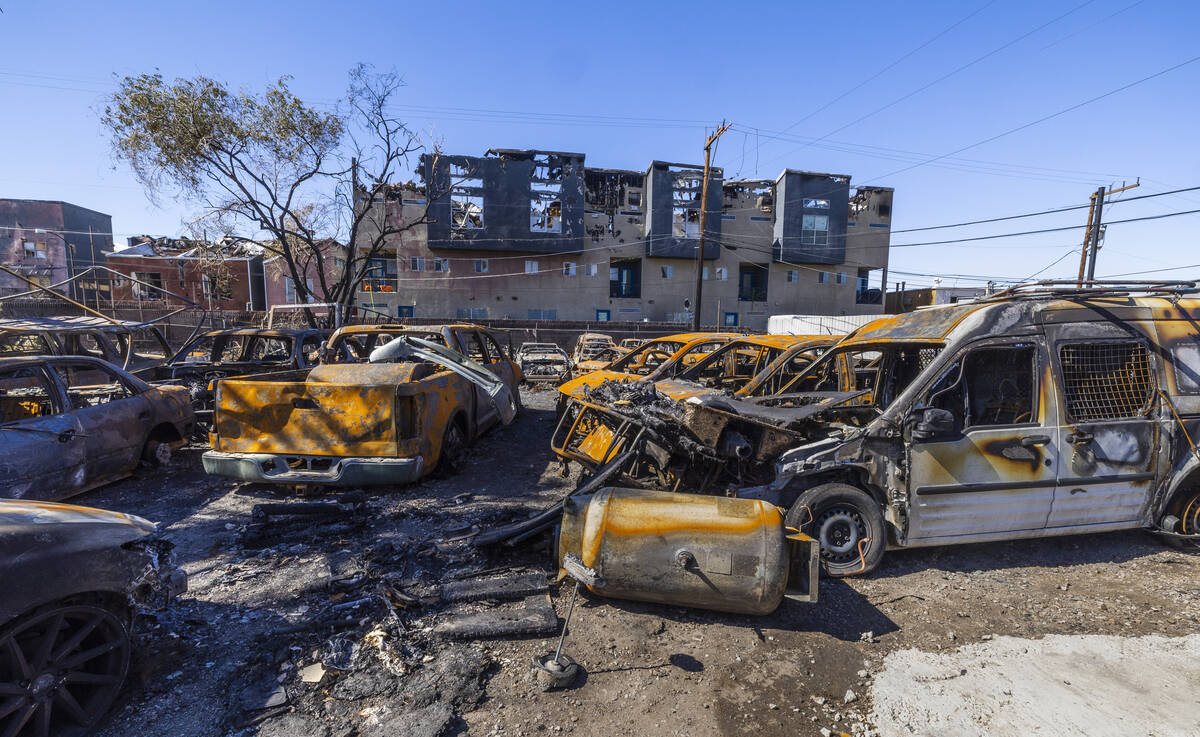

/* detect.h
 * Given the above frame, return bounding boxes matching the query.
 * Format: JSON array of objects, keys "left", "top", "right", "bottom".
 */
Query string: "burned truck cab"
[{"left": 766, "top": 282, "right": 1200, "bottom": 577}]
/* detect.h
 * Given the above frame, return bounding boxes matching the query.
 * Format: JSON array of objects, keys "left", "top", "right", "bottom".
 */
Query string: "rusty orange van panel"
[{"left": 212, "top": 380, "right": 399, "bottom": 457}]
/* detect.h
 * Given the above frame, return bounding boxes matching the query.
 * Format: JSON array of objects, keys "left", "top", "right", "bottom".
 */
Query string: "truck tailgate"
[{"left": 213, "top": 380, "right": 399, "bottom": 457}]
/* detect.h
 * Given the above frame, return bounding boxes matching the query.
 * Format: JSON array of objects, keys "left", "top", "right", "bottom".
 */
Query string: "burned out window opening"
[
  {"left": 530, "top": 154, "right": 564, "bottom": 233},
  {"left": 923, "top": 344, "right": 1038, "bottom": 432},
  {"left": 610, "top": 259, "right": 641, "bottom": 298},
  {"left": 1171, "top": 342, "right": 1200, "bottom": 394},
  {"left": 54, "top": 363, "right": 135, "bottom": 408},
  {"left": 132, "top": 271, "right": 164, "bottom": 300},
  {"left": 672, "top": 170, "right": 703, "bottom": 239},
  {"left": 0, "top": 333, "right": 52, "bottom": 357},
  {"left": 1059, "top": 341, "right": 1154, "bottom": 421},
  {"left": 776, "top": 344, "right": 942, "bottom": 411},
  {"left": 0, "top": 366, "right": 58, "bottom": 422},
  {"left": 804, "top": 198, "right": 830, "bottom": 209},
  {"left": 738, "top": 264, "right": 768, "bottom": 302}
]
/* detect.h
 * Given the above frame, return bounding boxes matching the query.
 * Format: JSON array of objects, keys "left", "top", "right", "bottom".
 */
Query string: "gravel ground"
[{"left": 71, "top": 385, "right": 1200, "bottom": 737}]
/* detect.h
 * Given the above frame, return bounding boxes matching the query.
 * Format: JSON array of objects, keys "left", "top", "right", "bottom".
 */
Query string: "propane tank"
[{"left": 557, "top": 487, "right": 805, "bottom": 615}]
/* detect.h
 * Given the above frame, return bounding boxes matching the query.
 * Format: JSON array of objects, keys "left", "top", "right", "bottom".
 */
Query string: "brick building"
[
  {"left": 353, "top": 149, "right": 892, "bottom": 330},
  {"left": 0, "top": 198, "right": 114, "bottom": 302},
  {"left": 106, "top": 236, "right": 267, "bottom": 311}
]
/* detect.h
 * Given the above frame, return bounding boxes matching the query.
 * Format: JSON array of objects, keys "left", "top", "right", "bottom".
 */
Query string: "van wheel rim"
[
  {"left": 0, "top": 605, "right": 130, "bottom": 737},
  {"left": 1181, "top": 492, "right": 1200, "bottom": 535},
  {"left": 816, "top": 506, "right": 867, "bottom": 563}
]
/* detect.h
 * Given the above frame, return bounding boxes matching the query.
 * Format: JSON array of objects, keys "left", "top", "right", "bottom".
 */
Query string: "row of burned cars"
[{"left": 0, "top": 317, "right": 526, "bottom": 737}]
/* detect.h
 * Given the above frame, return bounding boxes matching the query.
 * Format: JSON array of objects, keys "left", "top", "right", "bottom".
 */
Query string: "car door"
[
  {"left": 906, "top": 339, "right": 1059, "bottom": 541},
  {"left": 455, "top": 329, "right": 497, "bottom": 429},
  {"left": 51, "top": 360, "right": 150, "bottom": 486},
  {"left": 0, "top": 364, "right": 86, "bottom": 500},
  {"left": 480, "top": 332, "right": 519, "bottom": 389},
  {"left": 1045, "top": 330, "right": 1159, "bottom": 528}
]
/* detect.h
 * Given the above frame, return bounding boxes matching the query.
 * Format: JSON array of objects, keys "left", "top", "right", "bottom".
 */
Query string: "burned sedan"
[
  {"left": 0, "top": 499, "right": 186, "bottom": 736},
  {"left": 134, "top": 327, "right": 326, "bottom": 432},
  {"left": 517, "top": 342, "right": 571, "bottom": 384},
  {"left": 0, "top": 356, "right": 193, "bottom": 501}
]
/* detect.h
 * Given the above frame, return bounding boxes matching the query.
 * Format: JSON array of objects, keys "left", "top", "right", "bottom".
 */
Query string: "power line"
[
  {"left": 892, "top": 207, "right": 1200, "bottom": 247},
  {"left": 755, "top": 0, "right": 1100, "bottom": 170}
]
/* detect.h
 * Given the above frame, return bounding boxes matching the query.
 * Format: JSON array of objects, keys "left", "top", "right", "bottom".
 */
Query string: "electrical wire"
[{"left": 891, "top": 207, "right": 1200, "bottom": 247}]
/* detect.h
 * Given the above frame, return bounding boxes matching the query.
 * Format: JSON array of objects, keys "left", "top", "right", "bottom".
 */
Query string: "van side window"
[
  {"left": 1172, "top": 342, "right": 1200, "bottom": 394},
  {"left": 1059, "top": 341, "right": 1152, "bottom": 421},
  {"left": 926, "top": 344, "right": 1037, "bottom": 429}
]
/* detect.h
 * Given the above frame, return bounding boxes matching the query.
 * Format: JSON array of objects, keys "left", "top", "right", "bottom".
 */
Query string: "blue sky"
[{"left": 1, "top": 0, "right": 1197, "bottom": 291}]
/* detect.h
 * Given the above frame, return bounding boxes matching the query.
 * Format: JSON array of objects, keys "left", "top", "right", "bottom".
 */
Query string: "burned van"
[{"left": 753, "top": 282, "right": 1200, "bottom": 576}]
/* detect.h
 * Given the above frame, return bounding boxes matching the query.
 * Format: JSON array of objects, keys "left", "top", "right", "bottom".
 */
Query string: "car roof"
[
  {"left": 0, "top": 354, "right": 120, "bottom": 369},
  {"left": 0, "top": 316, "right": 155, "bottom": 332},
  {"left": 727, "top": 334, "right": 826, "bottom": 349},
  {"left": 193, "top": 327, "right": 316, "bottom": 339}
]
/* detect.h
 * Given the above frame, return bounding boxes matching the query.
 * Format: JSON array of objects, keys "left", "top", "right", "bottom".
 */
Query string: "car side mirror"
[{"left": 912, "top": 407, "right": 956, "bottom": 442}]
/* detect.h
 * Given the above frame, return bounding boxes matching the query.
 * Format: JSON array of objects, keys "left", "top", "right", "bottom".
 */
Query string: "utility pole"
[
  {"left": 1077, "top": 180, "right": 1139, "bottom": 286},
  {"left": 692, "top": 120, "right": 731, "bottom": 331}
]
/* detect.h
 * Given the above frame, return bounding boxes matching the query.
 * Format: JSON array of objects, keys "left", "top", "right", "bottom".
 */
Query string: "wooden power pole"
[
  {"left": 692, "top": 120, "right": 731, "bottom": 330},
  {"left": 1077, "top": 180, "right": 1139, "bottom": 286}
]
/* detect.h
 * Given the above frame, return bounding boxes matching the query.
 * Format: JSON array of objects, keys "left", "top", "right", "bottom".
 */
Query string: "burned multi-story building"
[{"left": 354, "top": 149, "right": 892, "bottom": 329}]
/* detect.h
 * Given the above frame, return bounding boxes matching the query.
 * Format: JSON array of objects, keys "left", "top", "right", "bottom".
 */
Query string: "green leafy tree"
[{"left": 102, "top": 65, "right": 428, "bottom": 326}]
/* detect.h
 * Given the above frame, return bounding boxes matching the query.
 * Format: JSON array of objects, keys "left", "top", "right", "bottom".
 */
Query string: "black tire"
[
  {"left": 0, "top": 603, "right": 132, "bottom": 737},
  {"left": 436, "top": 417, "right": 468, "bottom": 477},
  {"left": 141, "top": 439, "right": 172, "bottom": 467},
  {"left": 786, "top": 483, "right": 886, "bottom": 577}
]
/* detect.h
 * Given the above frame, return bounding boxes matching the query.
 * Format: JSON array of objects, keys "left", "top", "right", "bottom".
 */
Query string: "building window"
[
  {"left": 23, "top": 241, "right": 47, "bottom": 260},
  {"left": 474, "top": 259, "right": 488, "bottom": 274},
  {"left": 661, "top": 265, "right": 674, "bottom": 279},
  {"left": 132, "top": 272, "right": 164, "bottom": 300},
  {"left": 563, "top": 262, "right": 577, "bottom": 277},
  {"left": 527, "top": 308, "right": 558, "bottom": 320},
  {"left": 723, "top": 312, "right": 739, "bottom": 327},
  {"left": 456, "top": 307, "right": 488, "bottom": 319},
  {"left": 803, "top": 198, "right": 830, "bottom": 209},
  {"left": 201, "top": 273, "right": 234, "bottom": 301},
  {"left": 432, "top": 258, "right": 450, "bottom": 273},
  {"left": 610, "top": 258, "right": 641, "bottom": 299},
  {"left": 836, "top": 271, "right": 847, "bottom": 285},
  {"left": 449, "top": 162, "right": 484, "bottom": 230},
  {"left": 284, "top": 276, "right": 315, "bottom": 303},
  {"left": 715, "top": 267, "right": 728, "bottom": 281},
  {"left": 409, "top": 257, "right": 426, "bottom": 272},
  {"left": 672, "top": 169, "right": 703, "bottom": 239},
  {"left": 702, "top": 266, "right": 709, "bottom": 280},
  {"left": 738, "top": 264, "right": 768, "bottom": 302},
  {"left": 878, "top": 203, "right": 891, "bottom": 218},
  {"left": 525, "top": 260, "right": 539, "bottom": 274},
  {"left": 856, "top": 267, "right": 882, "bottom": 305},
  {"left": 786, "top": 269, "right": 798, "bottom": 283},
  {"left": 818, "top": 271, "right": 829, "bottom": 284},
  {"left": 801, "top": 214, "right": 829, "bottom": 246},
  {"left": 530, "top": 154, "right": 564, "bottom": 233},
  {"left": 584, "top": 263, "right": 598, "bottom": 277}
]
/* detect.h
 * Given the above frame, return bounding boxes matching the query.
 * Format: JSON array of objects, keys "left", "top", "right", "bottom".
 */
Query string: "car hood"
[
  {"left": 0, "top": 499, "right": 157, "bottom": 534},
  {"left": 558, "top": 369, "right": 638, "bottom": 400},
  {"left": 651, "top": 378, "right": 719, "bottom": 402}
]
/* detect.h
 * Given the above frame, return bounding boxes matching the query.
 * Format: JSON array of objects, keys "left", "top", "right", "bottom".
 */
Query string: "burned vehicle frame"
[
  {"left": 516, "top": 342, "right": 571, "bottom": 384},
  {"left": 0, "top": 499, "right": 186, "bottom": 736},
  {"left": 555, "top": 282, "right": 1200, "bottom": 578}
]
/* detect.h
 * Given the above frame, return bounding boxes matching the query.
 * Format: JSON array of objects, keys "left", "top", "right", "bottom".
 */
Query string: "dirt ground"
[{"left": 75, "top": 386, "right": 1200, "bottom": 737}]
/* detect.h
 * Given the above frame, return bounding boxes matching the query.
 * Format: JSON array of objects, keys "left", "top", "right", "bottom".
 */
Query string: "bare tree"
[{"left": 102, "top": 64, "right": 433, "bottom": 327}]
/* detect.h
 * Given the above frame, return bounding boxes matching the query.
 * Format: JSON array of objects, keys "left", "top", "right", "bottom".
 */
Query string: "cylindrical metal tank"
[{"left": 557, "top": 487, "right": 791, "bottom": 615}]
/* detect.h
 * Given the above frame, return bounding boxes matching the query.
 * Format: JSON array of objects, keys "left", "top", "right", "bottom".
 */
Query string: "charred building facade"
[{"left": 354, "top": 149, "right": 892, "bottom": 329}]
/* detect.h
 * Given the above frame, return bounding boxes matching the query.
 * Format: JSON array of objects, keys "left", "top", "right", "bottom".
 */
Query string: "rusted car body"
[
  {"left": 557, "top": 332, "right": 741, "bottom": 402},
  {"left": 202, "top": 325, "right": 520, "bottom": 486},
  {"left": 134, "top": 327, "right": 327, "bottom": 432},
  {"left": 517, "top": 342, "right": 571, "bottom": 384},
  {"left": 0, "top": 316, "right": 174, "bottom": 372},
  {"left": 572, "top": 333, "right": 618, "bottom": 373},
  {"left": 0, "top": 499, "right": 186, "bottom": 735},
  {"left": 655, "top": 334, "right": 833, "bottom": 398},
  {"left": 717, "top": 282, "right": 1200, "bottom": 575},
  {"left": 616, "top": 337, "right": 645, "bottom": 353},
  {"left": 0, "top": 356, "right": 193, "bottom": 501}
]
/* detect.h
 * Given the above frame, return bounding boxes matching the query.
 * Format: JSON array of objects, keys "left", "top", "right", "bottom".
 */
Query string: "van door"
[
  {"left": 906, "top": 340, "right": 1059, "bottom": 540},
  {"left": 1046, "top": 335, "right": 1158, "bottom": 528}
]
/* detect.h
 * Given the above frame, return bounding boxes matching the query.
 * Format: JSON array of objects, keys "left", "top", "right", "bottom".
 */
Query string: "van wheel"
[
  {"left": 1162, "top": 489, "right": 1200, "bottom": 550},
  {"left": 787, "top": 483, "right": 885, "bottom": 577},
  {"left": 436, "top": 418, "right": 468, "bottom": 477}
]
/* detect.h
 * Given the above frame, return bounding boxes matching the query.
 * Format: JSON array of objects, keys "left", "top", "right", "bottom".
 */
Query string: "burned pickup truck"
[
  {"left": 134, "top": 327, "right": 326, "bottom": 432},
  {"left": 202, "top": 325, "right": 519, "bottom": 486},
  {"left": 559, "top": 282, "right": 1200, "bottom": 577}
]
